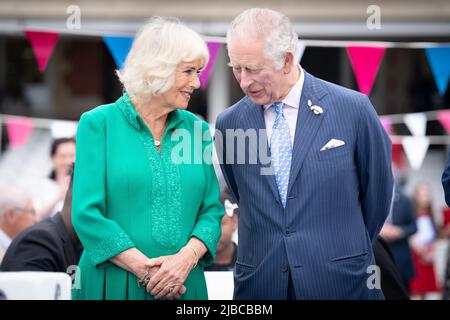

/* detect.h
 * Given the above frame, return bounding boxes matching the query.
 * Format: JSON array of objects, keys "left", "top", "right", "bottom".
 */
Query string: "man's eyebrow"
[{"left": 227, "top": 63, "right": 261, "bottom": 69}]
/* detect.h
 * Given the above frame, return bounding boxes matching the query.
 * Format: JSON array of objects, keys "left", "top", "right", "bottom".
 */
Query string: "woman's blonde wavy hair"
[{"left": 117, "top": 17, "right": 209, "bottom": 101}]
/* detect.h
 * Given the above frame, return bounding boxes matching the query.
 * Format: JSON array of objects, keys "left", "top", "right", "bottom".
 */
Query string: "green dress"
[{"left": 72, "top": 93, "right": 223, "bottom": 300}]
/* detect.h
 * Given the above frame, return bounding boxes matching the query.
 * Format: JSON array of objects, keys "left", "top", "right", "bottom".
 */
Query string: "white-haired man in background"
[{"left": 0, "top": 187, "right": 37, "bottom": 263}]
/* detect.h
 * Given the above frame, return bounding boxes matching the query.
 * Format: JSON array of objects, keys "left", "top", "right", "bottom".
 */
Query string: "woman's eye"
[{"left": 184, "top": 69, "right": 201, "bottom": 75}]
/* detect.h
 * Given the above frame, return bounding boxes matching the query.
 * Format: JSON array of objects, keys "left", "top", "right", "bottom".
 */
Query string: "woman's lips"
[{"left": 180, "top": 91, "right": 192, "bottom": 99}]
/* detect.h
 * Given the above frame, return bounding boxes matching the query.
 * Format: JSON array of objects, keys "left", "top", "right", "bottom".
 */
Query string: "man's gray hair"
[
  {"left": 227, "top": 8, "right": 298, "bottom": 69},
  {"left": 0, "top": 187, "right": 31, "bottom": 223}
]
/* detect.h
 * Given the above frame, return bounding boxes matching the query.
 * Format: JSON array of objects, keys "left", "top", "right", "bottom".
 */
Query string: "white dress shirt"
[
  {"left": 263, "top": 66, "right": 305, "bottom": 146},
  {"left": 0, "top": 228, "right": 12, "bottom": 261}
]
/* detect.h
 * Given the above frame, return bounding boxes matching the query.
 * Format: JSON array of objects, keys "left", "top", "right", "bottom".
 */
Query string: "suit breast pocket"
[{"left": 317, "top": 145, "right": 352, "bottom": 161}]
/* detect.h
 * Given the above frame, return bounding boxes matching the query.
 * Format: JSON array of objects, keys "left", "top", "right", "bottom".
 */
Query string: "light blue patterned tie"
[{"left": 270, "top": 102, "right": 292, "bottom": 208}]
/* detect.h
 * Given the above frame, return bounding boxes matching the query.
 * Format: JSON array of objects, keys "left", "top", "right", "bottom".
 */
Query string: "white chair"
[
  {"left": 0, "top": 272, "right": 72, "bottom": 300},
  {"left": 204, "top": 271, "right": 234, "bottom": 300}
]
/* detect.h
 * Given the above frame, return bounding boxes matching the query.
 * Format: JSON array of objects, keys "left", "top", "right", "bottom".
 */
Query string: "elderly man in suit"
[
  {"left": 0, "top": 187, "right": 37, "bottom": 263},
  {"left": 215, "top": 8, "right": 394, "bottom": 299},
  {"left": 1, "top": 164, "right": 82, "bottom": 272}
]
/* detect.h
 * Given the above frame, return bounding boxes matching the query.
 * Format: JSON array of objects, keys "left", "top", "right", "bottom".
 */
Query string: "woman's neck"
[{"left": 134, "top": 98, "right": 172, "bottom": 132}]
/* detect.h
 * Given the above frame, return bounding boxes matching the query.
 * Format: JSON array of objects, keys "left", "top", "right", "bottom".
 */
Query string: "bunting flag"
[
  {"left": 438, "top": 110, "right": 450, "bottom": 133},
  {"left": 25, "top": 31, "right": 59, "bottom": 72},
  {"left": 200, "top": 42, "right": 223, "bottom": 89},
  {"left": 347, "top": 46, "right": 386, "bottom": 96},
  {"left": 295, "top": 41, "right": 306, "bottom": 63},
  {"left": 379, "top": 116, "right": 393, "bottom": 135},
  {"left": 425, "top": 47, "right": 450, "bottom": 96},
  {"left": 6, "top": 117, "right": 33, "bottom": 147},
  {"left": 50, "top": 120, "right": 78, "bottom": 139},
  {"left": 103, "top": 35, "right": 134, "bottom": 69},
  {"left": 403, "top": 113, "right": 427, "bottom": 136},
  {"left": 402, "top": 136, "right": 430, "bottom": 170}
]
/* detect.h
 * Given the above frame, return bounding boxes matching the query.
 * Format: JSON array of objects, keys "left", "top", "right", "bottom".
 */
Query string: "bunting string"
[
  {"left": 380, "top": 109, "right": 449, "bottom": 123},
  {"left": 1, "top": 112, "right": 450, "bottom": 142},
  {"left": 3, "top": 26, "right": 450, "bottom": 48}
]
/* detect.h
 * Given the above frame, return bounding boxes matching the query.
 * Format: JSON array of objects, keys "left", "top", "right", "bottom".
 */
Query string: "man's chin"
[{"left": 248, "top": 96, "right": 269, "bottom": 106}]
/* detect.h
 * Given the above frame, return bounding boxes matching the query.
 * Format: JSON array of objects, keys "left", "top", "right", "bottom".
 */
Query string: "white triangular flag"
[
  {"left": 294, "top": 41, "right": 306, "bottom": 63},
  {"left": 403, "top": 113, "right": 427, "bottom": 136},
  {"left": 402, "top": 136, "right": 430, "bottom": 170},
  {"left": 50, "top": 120, "right": 77, "bottom": 139}
]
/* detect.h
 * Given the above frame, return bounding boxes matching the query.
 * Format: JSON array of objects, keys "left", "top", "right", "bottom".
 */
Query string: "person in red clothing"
[
  {"left": 409, "top": 183, "right": 441, "bottom": 299},
  {"left": 439, "top": 205, "right": 450, "bottom": 299}
]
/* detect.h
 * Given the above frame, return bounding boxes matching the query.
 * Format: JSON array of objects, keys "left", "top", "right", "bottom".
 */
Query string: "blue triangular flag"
[
  {"left": 425, "top": 47, "right": 450, "bottom": 96},
  {"left": 103, "top": 35, "right": 134, "bottom": 69}
]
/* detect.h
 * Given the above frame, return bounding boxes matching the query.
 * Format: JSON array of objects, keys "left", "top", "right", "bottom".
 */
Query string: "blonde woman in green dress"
[{"left": 72, "top": 17, "right": 223, "bottom": 300}]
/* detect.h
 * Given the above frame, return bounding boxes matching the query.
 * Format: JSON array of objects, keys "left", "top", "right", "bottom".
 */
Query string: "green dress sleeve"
[
  {"left": 72, "top": 111, "right": 135, "bottom": 267},
  {"left": 189, "top": 121, "right": 224, "bottom": 267}
]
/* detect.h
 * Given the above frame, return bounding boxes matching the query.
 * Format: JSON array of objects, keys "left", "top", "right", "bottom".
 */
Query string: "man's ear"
[
  {"left": 283, "top": 51, "right": 295, "bottom": 74},
  {"left": 3, "top": 208, "right": 17, "bottom": 224}
]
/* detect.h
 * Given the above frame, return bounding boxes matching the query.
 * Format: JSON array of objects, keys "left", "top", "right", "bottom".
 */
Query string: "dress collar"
[{"left": 118, "top": 92, "right": 184, "bottom": 131}]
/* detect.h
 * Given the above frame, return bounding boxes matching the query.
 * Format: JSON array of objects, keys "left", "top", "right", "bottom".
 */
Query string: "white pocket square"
[{"left": 320, "top": 139, "right": 345, "bottom": 151}]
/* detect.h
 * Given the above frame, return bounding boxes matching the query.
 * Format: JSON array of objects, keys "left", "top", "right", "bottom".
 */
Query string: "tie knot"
[{"left": 271, "top": 102, "right": 284, "bottom": 115}]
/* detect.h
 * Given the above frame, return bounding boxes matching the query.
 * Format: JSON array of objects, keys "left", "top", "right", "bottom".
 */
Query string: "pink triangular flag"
[
  {"left": 200, "top": 42, "right": 223, "bottom": 89},
  {"left": 379, "top": 116, "right": 393, "bottom": 135},
  {"left": 438, "top": 110, "right": 450, "bottom": 133},
  {"left": 25, "top": 31, "right": 59, "bottom": 72},
  {"left": 6, "top": 117, "right": 33, "bottom": 148},
  {"left": 347, "top": 46, "right": 386, "bottom": 95}
]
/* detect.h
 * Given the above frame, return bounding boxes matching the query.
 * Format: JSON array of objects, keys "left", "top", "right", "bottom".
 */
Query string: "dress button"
[{"left": 281, "top": 265, "right": 289, "bottom": 272}]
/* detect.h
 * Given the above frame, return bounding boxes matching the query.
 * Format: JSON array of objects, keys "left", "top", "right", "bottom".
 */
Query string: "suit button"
[
  {"left": 281, "top": 265, "right": 289, "bottom": 272},
  {"left": 284, "top": 229, "right": 292, "bottom": 236}
]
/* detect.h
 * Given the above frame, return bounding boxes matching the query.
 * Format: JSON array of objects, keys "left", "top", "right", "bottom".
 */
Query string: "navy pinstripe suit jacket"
[{"left": 215, "top": 70, "right": 394, "bottom": 300}]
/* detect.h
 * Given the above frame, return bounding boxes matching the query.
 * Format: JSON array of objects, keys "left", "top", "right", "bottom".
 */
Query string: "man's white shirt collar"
[
  {"left": 0, "top": 228, "right": 12, "bottom": 251},
  {"left": 264, "top": 65, "right": 304, "bottom": 110},
  {"left": 262, "top": 66, "right": 304, "bottom": 146}
]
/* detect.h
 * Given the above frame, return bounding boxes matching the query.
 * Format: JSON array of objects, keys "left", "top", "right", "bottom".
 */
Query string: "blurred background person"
[
  {"left": 380, "top": 176, "right": 417, "bottom": 292},
  {"left": 439, "top": 204, "right": 450, "bottom": 300},
  {"left": 409, "top": 183, "right": 441, "bottom": 299},
  {"left": 34, "top": 138, "right": 76, "bottom": 221},
  {"left": 0, "top": 187, "right": 37, "bottom": 263},
  {"left": 373, "top": 236, "right": 410, "bottom": 300},
  {"left": 205, "top": 187, "right": 238, "bottom": 272},
  {"left": 441, "top": 153, "right": 450, "bottom": 300},
  {"left": 1, "top": 163, "right": 82, "bottom": 272}
]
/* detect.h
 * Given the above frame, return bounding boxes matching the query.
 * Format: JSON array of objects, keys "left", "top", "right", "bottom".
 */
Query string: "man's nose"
[{"left": 240, "top": 70, "right": 253, "bottom": 89}]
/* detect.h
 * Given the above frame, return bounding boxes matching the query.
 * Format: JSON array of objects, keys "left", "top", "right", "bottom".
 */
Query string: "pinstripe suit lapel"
[
  {"left": 287, "top": 71, "right": 328, "bottom": 195},
  {"left": 243, "top": 99, "right": 281, "bottom": 205}
]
